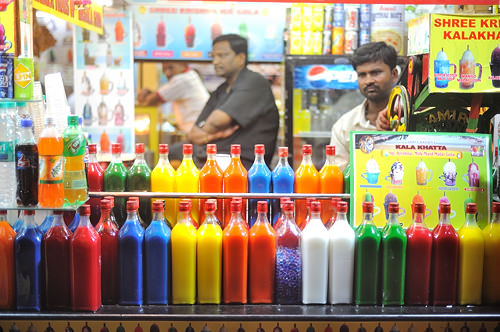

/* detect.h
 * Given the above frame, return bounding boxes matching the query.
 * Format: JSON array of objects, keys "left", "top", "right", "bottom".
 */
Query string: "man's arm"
[
  {"left": 187, "top": 109, "right": 239, "bottom": 145},
  {"left": 137, "top": 89, "right": 163, "bottom": 106}
]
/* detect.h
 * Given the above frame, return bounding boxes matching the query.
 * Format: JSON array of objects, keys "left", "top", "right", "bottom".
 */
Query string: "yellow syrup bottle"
[
  {"left": 197, "top": 200, "right": 223, "bottom": 304},
  {"left": 151, "top": 144, "right": 176, "bottom": 227},
  {"left": 175, "top": 144, "right": 200, "bottom": 226},
  {"left": 483, "top": 201, "right": 500, "bottom": 304},
  {"left": 457, "top": 203, "right": 485, "bottom": 305},
  {"left": 171, "top": 200, "right": 197, "bottom": 304}
]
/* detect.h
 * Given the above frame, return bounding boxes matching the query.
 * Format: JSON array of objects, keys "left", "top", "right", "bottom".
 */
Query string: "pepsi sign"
[{"left": 294, "top": 64, "right": 358, "bottom": 90}]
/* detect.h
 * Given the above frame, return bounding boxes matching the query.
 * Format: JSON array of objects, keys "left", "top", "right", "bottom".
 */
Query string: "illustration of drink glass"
[
  {"left": 459, "top": 45, "right": 482, "bottom": 89},
  {"left": 100, "top": 72, "right": 114, "bottom": 95},
  {"left": 115, "top": 20, "right": 127, "bottom": 43},
  {"left": 434, "top": 48, "right": 456, "bottom": 88},
  {"left": 81, "top": 71, "right": 93, "bottom": 95},
  {"left": 185, "top": 17, "right": 195, "bottom": 48},
  {"left": 361, "top": 158, "right": 380, "bottom": 184},
  {"left": 117, "top": 71, "right": 128, "bottom": 96},
  {"left": 439, "top": 159, "right": 457, "bottom": 186},
  {"left": 83, "top": 101, "right": 93, "bottom": 126},
  {"left": 416, "top": 160, "right": 433, "bottom": 185},
  {"left": 156, "top": 18, "right": 166, "bottom": 47},
  {"left": 363, "top": 191, "right": 381, "bottom": 217},
  {"left": 411, "top": 192, "right": 432, "bottom": 219},
  {"left": 383, "top": 192, "right": 405, "bottom": 220},
  {"left": 113, "top": 100, "right": 126, "bottom": 126},
  {"left": 438, "top": 194, "right": 456, "bottom": 219},
  {"left": 490, "top": 45, "right": 500, "bottom": 88},
  {"left": 98, "top": 98, "right": 112, "bottom": 126},
  {"left": 463, "top": 159, "right": 480, "bottom": 187},
  {"left": 385, "top": 161, "right": 404, "bottom": 185}
]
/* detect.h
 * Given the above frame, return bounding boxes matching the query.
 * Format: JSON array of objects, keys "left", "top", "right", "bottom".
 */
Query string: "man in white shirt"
[
  {"left": 138, "top": 61, "right": 209, "bottom": 133},
  {"left": 330, "top": 42, "right": 397, "bottom": 170}
]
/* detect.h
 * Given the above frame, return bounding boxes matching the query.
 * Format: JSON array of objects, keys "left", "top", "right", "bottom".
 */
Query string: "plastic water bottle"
[{"left": 0, "top": 102, "right": 17, "bottom": 207}]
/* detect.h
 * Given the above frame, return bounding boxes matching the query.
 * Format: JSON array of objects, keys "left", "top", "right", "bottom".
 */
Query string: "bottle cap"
[
  {"left": 24, "top": 210, "right": 35, "bottom": 216},
  {"left": 100, "top": 199, "right": 111, "bottom": 210},
  {"left": 331, "top": 197, "right": 340, "bottom": 208},
  {"left": 21, "top": 118, "right": 33, "bottom": 128},
  {"left": 493, "top": 202, "right": 500, "bottom": 213},
  {"left": 88, "top": 143, "right": 97, "bottom": 154},
  {"left": 159, "top": 144, "right": 169, "bottom": 154},
  {"left": 282, "top": 201, "right": 294, "bottom": 211},
  {"left": 466, "top": 203, "right": 477, "bottom": 214},
  {"left": 135, "top": 143, "right": 145, "bottom": 154},
  {"left": 257, "top": 201, "right": 267, "bottom": 213},
  {"left": 278, "top": 147, "right": 288, "bottom": 158},
  {"left": 53, "top": 210, "right": 64, "bottom": 215},
  {"left": 68, "top": 115, "right": 78, "bottom": 125},
  {"left": 206, "top": 144, "right": 217, "bottom": 154},
  {"left": 325, "top": 145, "right": 335, "bottom": 156},
  {"left": 129, "top": 197, "right": 139, "bottom": 209},
  {"left": 0, "top": 209, "right": 6, "bottom": 215},
  {"left": 104, "top": 196, "right": 115, "bottom": 208},
  {"left": 255, "top": 144, "right": 265, "bottom": 155},
  {"left": 152, "top": 201, "right": 164, "bottom": 213},
  {"left": 388, "top": 202, "right": 399, "bottom": 214},
  {"left": 302, "top": 144, "right": 312, "bottom": 155},
  {"left": 306, "top": 197, "right": 316, "bottom": 208},
  {"left": 337, "top": 201, "right": 348, "bottom": 213},
  {"left": 280, "top": 197, "right": 291, "bottom": 206},
  {"left": 79, "top": 205, "right": 91, "bottom": 216},
  {"left": 205, "top": 199, "right": 216, "bottom": 212},
  {"left": 362, "top": 201, "right": 373, "bottom": 213},
  {"left": 112, "top": 143, "right": 121, "bottom": 154},
  {"left": 183, "top": 144, "right": 193, "bottom": 155},
  {"left": 180, "top": 199, "right": 192, "bottom": 208},
  {"left": 126, "top": 201, "right": 136, "bottom": 212},
  {"left": 179, "top": 200, "right": 190, "bottom": 212},
  {"left": 231, "top": 144, "right": 241, "bottom": 155},
  {"left": 231, "top": 199, "right": 242, "bottom": 212},
  {"left": 311, "top": 201, "right": 321, "bottom": 213},
  {"left": 440, "top": 202, "right": 451, "bottom": 214},
  {"left": 414, "top": 202, "right": 426, "bottom": 214}
]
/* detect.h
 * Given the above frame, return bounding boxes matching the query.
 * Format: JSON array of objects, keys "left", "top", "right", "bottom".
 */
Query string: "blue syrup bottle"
[
  {"left": 271, "top": 147, "right": 295, "bottom": 225},
  {"left": 248, "top": 144, "right": 271, "bottom": 227}
]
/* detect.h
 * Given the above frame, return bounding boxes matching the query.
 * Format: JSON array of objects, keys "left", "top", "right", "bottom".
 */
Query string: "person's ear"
[
  {"left": 237, "top": 53, "right": 246, "bottom": 67},
  {"left": 391, "top": 67, "right": 399, "bottom": 84}
]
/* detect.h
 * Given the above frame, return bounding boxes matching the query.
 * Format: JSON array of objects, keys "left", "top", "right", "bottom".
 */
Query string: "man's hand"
[
  {"left": 211, "top": 124, "right": 240, "bottom": 140},
  {"left": 376, "top": 108, "right": 391, "bottom": 131},
  {"left": 137, "top": 88, "right": 151, "bottom": 104}
]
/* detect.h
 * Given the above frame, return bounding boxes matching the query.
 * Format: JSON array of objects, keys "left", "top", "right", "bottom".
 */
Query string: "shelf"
[
  {"left": 294, "top": 132, "right": 331, "bottom": 139},
  {"left": 0, "top": 98, "right": 43, "bottom": 104},
  {"left": 0, "top": 204, "right": 83, "bottom": 211},
  {"left": 88, "top": 192, "right": 351, "bottom": 199}
]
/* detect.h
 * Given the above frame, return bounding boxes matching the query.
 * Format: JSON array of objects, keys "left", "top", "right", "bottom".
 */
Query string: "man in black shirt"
[{"left": 185, "top": 34, "right": 279, "bottom": 169}]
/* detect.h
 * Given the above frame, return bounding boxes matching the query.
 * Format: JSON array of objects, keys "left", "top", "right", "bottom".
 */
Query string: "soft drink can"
[
  {"left": 312, "top": 5, "right": 324, "bottom": 32},
  {"left": 360, "top": 4, "right": 371, "bottom": 29},
  {"left": 344, "top": 6, "right": 359, "bottom": 30},
  {"left": 311, "top": 31, "right": 323, "bottom": 55},
  {"left": 333, "top": 4, "right": 344, "bottom": 27},
  {"left": 0, "top": 54, "right": 13, "bottom": 98},
  {"left": 359, "top": 29, "right": 371, "bottom": 46},
  {"left": 301, "top": 31, "right": 313, "bottom": 55},
  {"left": 344, "top": 30, "right": 358, "bottom": 54},
  {"left": 290, "top": 4, "right": 302, "bottom": 31},
  {"left": 332, "top": 27, "right": 345, "bottom": 55},
  {"left": 289, "top": 30, "right": 302, "bottom": 55},
  {"left": 14, "top": 57, "right": 34, "bottom": 100},
  {"left": 322, "top": 30, "right": 332, "bottom": 54},
  {"left": 324, "top": 5, "right": 334, "bottom": 30}
]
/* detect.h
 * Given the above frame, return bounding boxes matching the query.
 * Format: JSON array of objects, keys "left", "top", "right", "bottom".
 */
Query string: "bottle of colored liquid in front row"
[
  {"left": 458, "top": 203, "right": 484, "bottom": 305},
  {"left": 199, "top": 144, "right": 223, "bottom": 224},
  {"left": 483, "top": 201, "right": 500, "bottom": 304},
  {"left": 319, "top": 145, "right": 343, "bottom": 222},
  {"left": 248, "top": 145, "right": 271, "bottom": 227},
  {"left": 295, "top": 145, "right": 320, "bottom": 230},
  {"left": 271, "top": 147, "right": 294, "bottom": 225},
  {"left": 145, "top": 200, "right": 171, "bottom": 305},
  {"left": 119, "top": 200, "right": 144, "bottom": 305},
  {"left": 0, "top": 209, "right": 15, "bottom": 309}
]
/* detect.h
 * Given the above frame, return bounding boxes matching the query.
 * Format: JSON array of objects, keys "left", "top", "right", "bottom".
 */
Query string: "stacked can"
[
  {"left": 343, "top": 5, "right": 359, "bottom": 54},
  {"left": 322, "top": 5, "right": 333, "bottom": 54},
  {"left": 331, "top": 4, "right": 344, "bottom": 55},
  {"left": 0, "top": 54, "right": 14, "bottom": 98},
  {"left": 359, "top": 4, "right": 371, "bottom": 46}
]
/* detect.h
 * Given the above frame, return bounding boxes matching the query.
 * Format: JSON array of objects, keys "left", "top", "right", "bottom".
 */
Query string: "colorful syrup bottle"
[
  {"left": 199, "top": 144, "right": 223, "bottom": 224},
  {"left": 381, "top": 202, "right": 407, "bottom": 306},
  {"left": 295, "top": 145, "right": 320, "bottom": 230},
  {"left": 405, "top": 202, "right": 432, "bottom": 305},
  {"left": 119, "top": 200, "right": 144, "bottom": 305},
  {"left": 0, "top": 209, "right": 15, "bottom": 309},
  {"left": 70, "top": 205, "right": 101, "bottom": 311},
  {"left": 301, "top": 201, "right": 328, "bottom": 304},
  {"left": 15, "top": 210, "right": 42, "bottom": 311},
  {"left": 483, "top": 201, "right": 500, "bottom": 304},
  {"left": 38, "top": 212, "right": 54, "bottom": 235},
  {"left": 87, "top": 143, "right": 104, "bottom": 225},
  {"left": 328, "top": 201, "right": 355, "bottom": 304},
  {"left": 275, "top": 200, "right": 301, "bottom": 304},
  {"left": 68, "top": 211, "right": 81, "bottom": 233},
  {"left": 129, "top": 196, "right": 147, "bottom": 228},
  {"left": 301, "top": 197, "right": 316, "bottom": 231},
  {"left": 145, "top": 200, "right": 171, "bottom": 305},
  {"left": 354, "top": 201, "right": 381, "bottom": 305},
  {"left": 104, "top": 143, "right": 127, "bottom": 226},
  {"left": 271, "top": 147, "right": 294, "bottom": 225},
  {"left": 325, "top": 197, "right": 341, "bottom": 229},
  {"left": 171, "top": 200, "right": 197, "bottom": 304},
  {"left": 95, "top": 199, "right": 119, "bottom": 305},
  {"left": 223, "top": 144, "right": 248, "bottom": 228},
  {"left": 197, "top": 199, "right": 222, "bottom": 304},
  {"left": 457, "top": 203, "right": 484, "bottom": 305},
  {"left": 248, "top": 145, "right": 271, "bottom": 227},
  {"left": 431, "top": 201, "right": 458, "bottom": 306},
  {"left": 103, "top": 195, "right": 120, "bottom": 228},
  {"left": 151, "top": 144, "right": 177, "bottom": 226},
  {"left": 127, "top": 143, "right": 152, "bottom": 225},
  {"left": 273, "top": 197, "right": 292, "bottom": 231},
  {"left": 43, "top": 210, "right": 72, "bottom": 310},
  {"left": 249, "top": 201, "right": 276, "bottom": 303},
  {"left": 176, "top": 144, "right": 200, "bottom": 226},
  {"left": 319, "top": 145, "right": 343, "bottom": 222},
  {"left": 223, "top": 198, "right": 248, "bottom": 303}
]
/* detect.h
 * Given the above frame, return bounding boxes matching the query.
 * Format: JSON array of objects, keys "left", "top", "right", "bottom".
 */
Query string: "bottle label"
[
  {"left": 63, "top": 173, "right": 87, "bottom": 190},
  {"left": 16, "top": 150, "right": 38, "bottom": 170},
  {"left": 39, "top": 155, "right": 63, "bottom": 184},
  {"left": 63, "top": 135, "right": 86, "bottom": 157},
  {"left": 0, "top": 141, "right": 14, "bottom": 162}
]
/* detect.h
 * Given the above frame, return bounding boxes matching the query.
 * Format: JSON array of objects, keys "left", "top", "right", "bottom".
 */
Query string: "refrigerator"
[{"left": 284, "top": 55, "right": 363, "bottom": 169}]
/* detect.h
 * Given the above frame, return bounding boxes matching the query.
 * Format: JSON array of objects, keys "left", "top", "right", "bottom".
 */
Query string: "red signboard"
[{"left": 199, "top": 0, "right": 498, "bottom": 4}]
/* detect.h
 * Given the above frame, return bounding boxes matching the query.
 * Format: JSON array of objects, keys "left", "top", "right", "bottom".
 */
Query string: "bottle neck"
[
  {"left": 388, "top": 212, "right": 399, "bottom": 225},
  {"left": 336, "top": 211, "right": 347, "bottom": 223},
  {"left": 126, "top": 210, "right": 138, "bottom": 222},
  {"left": 301, "top": 154, "right": 313, "bottom": 165},
  {"left": 183, "top": 153, "right": 193, "bottom": 162},
  {"left": 177, "top": 210, "right": 191, "bottom": 225},
  {"left": 254, "top": 154, "right": 265, "bottom": 164},
  {"left": 135, "top": 152, "right": 146, "bottom": 164},
  {"left": 51, "top": 214, "right": 66, "bottom": 227},
  {"left": 310, "top": 210, "right": 321, "bottom": 222},
  {"left": 278, "top": 156, "right": 290, "bottom": 167},
  {"left": 255, "top": 211, "right": 269, "bottom": 225},
  {"left": 413, "top": 212, "right": 425, "bottom": 224},
  {"left": 203, "top": 211, "right": 218, "bottom": 226},
  {"left": 362, "top": 211, "right": 374, "bottom": 225},
  {"left": 207, "top": 153, "right": 216, "bottom": 161},
  {"left": 24, "top": 214, "right": 36, "bottom": 228},
  {"left": 231, "top": 153, "right": 241, "bottom": 161},
  {"left": 438, "top": 211, "right": 451, "bottom": 225},
  {"left": 20, "top": 127, "right": 35, "bottom": 144},
  {"left": 153, "top": 211, "right": 164, "bottom": 222},
  {"left": 79, "top": 215, "right": 92, "bottom": 228},
  {"left": 100, "top": 209, "right": 112, "bottom": 223},
  {"left": 89, "top": 152, "right": 99, "bottom": 164},
  {"left": 464, "top": 212, "right": 477, "bottom": 227},
  {"left": 324, "top": 154, "right": 335, "bottom": 165},
  {"left": 492, "top": 212, "right": 500, "bottom": 224},
  {"left": 111, "top": 152, "right": 122, "bottom": 164},
  {"left": 229, "top": 211, "right": 244, "bottom": 225},
  {"left": 159, "top": 152, "right": 169, "bottom": 162}
]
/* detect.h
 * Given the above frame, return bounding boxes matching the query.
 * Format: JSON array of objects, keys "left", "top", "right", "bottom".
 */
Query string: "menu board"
[{"left": 351, "top": 131, "right": 491, "bottom": 230}]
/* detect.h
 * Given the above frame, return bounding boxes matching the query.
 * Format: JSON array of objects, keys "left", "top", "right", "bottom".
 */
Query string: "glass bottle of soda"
[{"left": 16, "top": 119, "right": 39, "bottom": 206}]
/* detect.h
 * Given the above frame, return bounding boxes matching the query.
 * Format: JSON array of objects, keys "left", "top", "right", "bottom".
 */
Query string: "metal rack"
[{"left": 88, "top": 192, "right": 351, "bottom": 199}]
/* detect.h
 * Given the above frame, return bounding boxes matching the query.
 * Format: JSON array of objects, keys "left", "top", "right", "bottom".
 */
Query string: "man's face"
[
  {"left": 162, "top": 62, "right": 186, "bottom": 80},
  {"left": 355, "top": 60, "right": 398, "bottom": 103},
  {"left": 212, "top": 40, "right": 245, "bottom": 78}
]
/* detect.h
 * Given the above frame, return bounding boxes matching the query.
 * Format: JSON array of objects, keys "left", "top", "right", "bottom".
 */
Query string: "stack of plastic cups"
[
  {"left": 28, "top": 81, "right": 46, "bottom": 141},
  {"left": 44, "top": 73, "right": 71, "bottom": 134}
]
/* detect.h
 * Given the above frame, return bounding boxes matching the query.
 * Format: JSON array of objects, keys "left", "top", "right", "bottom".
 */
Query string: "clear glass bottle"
[{"left": 309, "top": 91, "right": 322, "bottom": 132}]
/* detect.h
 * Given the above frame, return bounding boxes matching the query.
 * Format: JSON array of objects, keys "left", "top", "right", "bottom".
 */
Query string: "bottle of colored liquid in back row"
[
  {"left": 87, "top": 143, "right": 104, "bottom": 225},
  {"left": 151, "top": 144, "right": 176, "bottom": 227},
  {"left": 319, "top": 145, "right": 343, "bottom": 222},
  {"left": 176, "top": 144, "right": 200, "bottom": 227},
  {"left": 248, "top": 145, "right": 271, "bottom": 227},
  {"left": 104, "top": 143, "right": 127, "bottom": 226},
  {"left": 295, "top": 145, "right": 319, "bottom": 230},
  {"left": 127, "top": 143, "right": 151, "bottom": 225},
  {"left": 224, "top": 145, "right": 247, "bottom": 228}
]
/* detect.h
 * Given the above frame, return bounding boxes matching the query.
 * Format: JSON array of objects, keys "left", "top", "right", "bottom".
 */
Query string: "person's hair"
[
  {"left": 213, "top": 34, "right": 248, "bottom": 65},
  {"left": 351, "top": 42, "right": 397, "bottom": 70}
]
